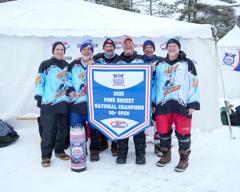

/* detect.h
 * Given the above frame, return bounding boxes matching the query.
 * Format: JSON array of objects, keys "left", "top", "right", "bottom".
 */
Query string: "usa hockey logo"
[
  {"left": 223, "top": 53, "right": 236, "bottom": 66},
  {"left": 113, "top": 73, "right": 125, "bottom": 86},
  {"left": 111, "top": 120, "right": 128, "bottom": 128}
]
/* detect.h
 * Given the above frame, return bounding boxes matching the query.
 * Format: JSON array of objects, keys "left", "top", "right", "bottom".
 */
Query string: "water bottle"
[{"left": 70, "top": 125, "right": 87, "bottom": 172}]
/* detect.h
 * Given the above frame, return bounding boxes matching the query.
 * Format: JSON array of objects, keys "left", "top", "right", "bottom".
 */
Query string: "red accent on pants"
[
  {"left": 156, "top": 113, "right": 192, "bottom": 134},
  {"left": 85, "top": 121, "right": 91, "bottom": 139}
]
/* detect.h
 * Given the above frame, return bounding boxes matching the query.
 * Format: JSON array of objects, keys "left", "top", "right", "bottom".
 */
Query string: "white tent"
[
  {"left": 0, "top": 0, "right": 221, "bottom": 131},
  {"left": 217, "top": 25, "right": 240, "bottom": 98},
  {"left": 218, "top": 25, "right": 240, "bottom": 48}
]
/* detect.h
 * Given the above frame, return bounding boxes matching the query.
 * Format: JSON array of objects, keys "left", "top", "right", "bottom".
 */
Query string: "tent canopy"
[
  {"left": 0, "top": 0, "right": 222, "bottom": 131},
  {"left": 0, "top": 0, "right": 213, "bottom": 38},
  {"left": 218, "top": 25, "right": 240, "bottom": 48}
]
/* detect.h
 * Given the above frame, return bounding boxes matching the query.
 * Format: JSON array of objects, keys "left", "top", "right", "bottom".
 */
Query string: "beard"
[
  {"left": 81, "top": 54, "right": 92, "bottom": 61},
  {"left": 104, "top": 51, "right": 115, "bottom": 59}
]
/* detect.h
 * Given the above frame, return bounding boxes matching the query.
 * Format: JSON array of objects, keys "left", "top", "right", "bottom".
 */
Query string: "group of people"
[{"left": 34, "top": 36, "right": 200, "bottom": 172}]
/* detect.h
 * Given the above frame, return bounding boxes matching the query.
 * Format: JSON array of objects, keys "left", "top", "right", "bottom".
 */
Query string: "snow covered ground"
[{"left": 1, "top": 119, "right": 240, "bottom": 192}]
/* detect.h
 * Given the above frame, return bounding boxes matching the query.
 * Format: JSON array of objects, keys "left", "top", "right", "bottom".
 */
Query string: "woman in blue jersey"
[{"left": 34, "top": 41, "right": 70, "bottom": 167}]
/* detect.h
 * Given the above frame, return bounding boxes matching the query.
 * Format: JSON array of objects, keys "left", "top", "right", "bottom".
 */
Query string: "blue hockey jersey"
[
  {"left": 34, "top": 58, "right": 69, "bottom": 113},
  {"left": 67, "top": 59, "right": 89, "bottom": 114},
  {"left": 152, "top": 55, "right": 200, "bottom": 117}
]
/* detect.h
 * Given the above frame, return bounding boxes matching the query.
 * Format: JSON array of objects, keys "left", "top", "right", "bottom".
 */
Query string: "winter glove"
[{"left": 34, "top": 95, "right": 42, "bottom": 108}]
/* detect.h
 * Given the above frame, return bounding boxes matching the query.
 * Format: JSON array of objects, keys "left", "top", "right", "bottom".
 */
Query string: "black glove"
[
  {"left": 34, "top": 95, "right": 42, "bottom": 108},
  {"left": 37, "top": 100, "right": 42, "bottom": 108}
]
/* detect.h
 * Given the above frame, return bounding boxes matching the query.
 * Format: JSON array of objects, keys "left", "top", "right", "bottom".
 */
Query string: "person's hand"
[
  {"left": 187, "top": 108, "right": 195, "bottom": 115},
  {"left": 151, "top": 62, "right": 156, "bottom": 71},
  {"left": 152, "top": 107, "right": 156, "bottom": 113},
  {"left": 69, "top": 91, "right": 76, "bottom": 97}
]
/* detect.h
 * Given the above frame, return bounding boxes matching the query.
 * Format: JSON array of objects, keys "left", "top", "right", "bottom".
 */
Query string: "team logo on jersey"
[
  {"left": 223, "top": 53, "right": 236, "bottom": 66},
  {"left": 110, "top": 120, "right": 128, "bottom": 128},
  {"left": 113, "top": 73, "right": 125, "bottom": 86}
]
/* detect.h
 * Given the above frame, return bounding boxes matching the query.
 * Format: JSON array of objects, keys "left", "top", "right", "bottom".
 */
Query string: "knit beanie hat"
[
  {"left": 143, "top": 40, "right": 155, "bottom": 51},
  {"left": 103, "top": 38, "right": 116, "bottom": 49},
  {"left": 80, "top": 39, "right": 94, "bottom": 53},
  {"left": 52, "top": 41, "right": 65, "bottom": 54},
  {"left": 166, "top": 38, "right": 181, "bottom": 49}
]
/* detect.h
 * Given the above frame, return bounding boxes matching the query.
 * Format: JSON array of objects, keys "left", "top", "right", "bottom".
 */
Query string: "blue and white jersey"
[
  {"left": 115, "top": 51, "right": 144, "bottom": 64},
  {"left": 67, "top": 59, "right": 89, "bottom": 114},
  {"left": 93, "top": 53, "right": 118, "bottom": 64},
  {"left": 34, "top": 58, "right": 69, "bottom": 113},
  {"left": 152, "top": 56, "right": 200, "bottom": 117}
]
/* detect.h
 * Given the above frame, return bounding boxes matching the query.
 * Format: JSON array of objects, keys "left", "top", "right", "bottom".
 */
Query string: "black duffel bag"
[
  {"left": 230, "top": 106, "right": 240, "bottom": 126},
  {"left": 0, "top": 119, "right": 19, "bottom": 148}
]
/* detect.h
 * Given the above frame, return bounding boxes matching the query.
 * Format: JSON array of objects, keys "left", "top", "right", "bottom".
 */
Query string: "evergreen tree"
[
  {"left": 176, "top": 0, "right": 237, "bottom": 37},
  {"left": 135, "top": 0, "right": 177, "bottom": 17},
  {"left": 219, "top": 0, "right": 236, "bottom": 3},
  {"left": 84, "top": 0, "right": 139, "bottom": 12},
  {"left": 155, "top": 2, "right": 178, "bottom": 17}
]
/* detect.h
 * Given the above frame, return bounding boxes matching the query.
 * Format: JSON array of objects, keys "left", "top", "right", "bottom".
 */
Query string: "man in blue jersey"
[
  {"left": 153, "top": 38, "right": 200, "bottom": 172},
  {"left": 67, "top": 39, "right": 101, "bottom": 162},
  {"left": 115, "top": 36, "right": 146, "bottom": 165},
  {"left": 143, "top": 39, "right": 163, "bottom": 157},
  {"left": 93, "top": 38, "right": 119, "bottom": 156}
]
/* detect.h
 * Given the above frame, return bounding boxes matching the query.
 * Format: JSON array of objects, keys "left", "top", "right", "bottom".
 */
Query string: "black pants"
[
  {"left": 40, "top": 112, "right": 68, "bottom": 159},
  {"left": 38, "top": 115, "right": 70, "bottom": 149},
  {"left": 37, "top": 116, "right": 43, "bottom": 138},
  {"left": 117, "top": 131, "right": 146, "bottom": 157},
  {"left": 89, "top": 128, "right": 101, "bottom": 151}
]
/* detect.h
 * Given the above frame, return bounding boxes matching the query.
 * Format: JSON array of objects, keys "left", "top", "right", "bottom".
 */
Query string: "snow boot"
[
  {"left": 90, "top": 150, "right": 100, "bottom": 161},
  {"left": 116, "top": 148, "right": 128, "bottom": 164},
  {"left": 111, "top": 141, "right": 119, "bottom": 156},
  {"left": 154, "top": 143, "right": 163, "bottom": 157},
  {"left": 41, "top": 158, "right": 50, "bottom": 167},
  {"left": 55, "top": 152, "right": 70, "bottom": 160},
  {"left": 135, "top": 143, "right": 146, "bottom": 165},
  {"left": 116, "top": 140, "right": 128, "bottom": 164},
  {"left": 135, "top": 152, "right": 146, "bottom": 165},
  {"left": 175, "top": 150, "right": 191, "bottom": 172},
  {"left": 156, "top": 147, "right": 171, "bottom": 167},
  {"left": 116, "top": 149, "right": 127, "bottom": 164}
]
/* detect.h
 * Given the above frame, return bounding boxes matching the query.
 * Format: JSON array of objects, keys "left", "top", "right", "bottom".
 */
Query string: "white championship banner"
[{"left": 87, "top": 64, "right": 152, "bottom": 140}]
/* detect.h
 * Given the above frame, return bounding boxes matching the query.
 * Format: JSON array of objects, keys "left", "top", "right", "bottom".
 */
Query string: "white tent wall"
[
  {"left": 217, "top": 59, "right": 240, "bottom": 98},
  {"left": 217, "top": 25, "right": 240, "bottom": 98},
  {"left": 0, "top": 35, "right": 44, "bottom": 120},
  {"left": 0, "top": 34, "right": 221, "bottom": 131},
  {"left": 181, "top": 38, "right": 221, "bottom": 130}
]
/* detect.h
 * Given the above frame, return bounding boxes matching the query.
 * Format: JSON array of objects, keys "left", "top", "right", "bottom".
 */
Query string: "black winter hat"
[
  {"left": 166, "top": 38, "right": 181, "bottom": 49},
  {"left": 143, "top": 40, "right": 155, "bottom": 51},
  {"left": 52, "top": 41, "right": 66, "bottom": 54},
  {"left": 103, "top": 38, "right": 116, "bottom": 49}
]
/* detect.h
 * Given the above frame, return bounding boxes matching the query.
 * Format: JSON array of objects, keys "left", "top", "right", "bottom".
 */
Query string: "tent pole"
[{"left": 212, "top": 28, "right": 234, "bottom": 139}]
